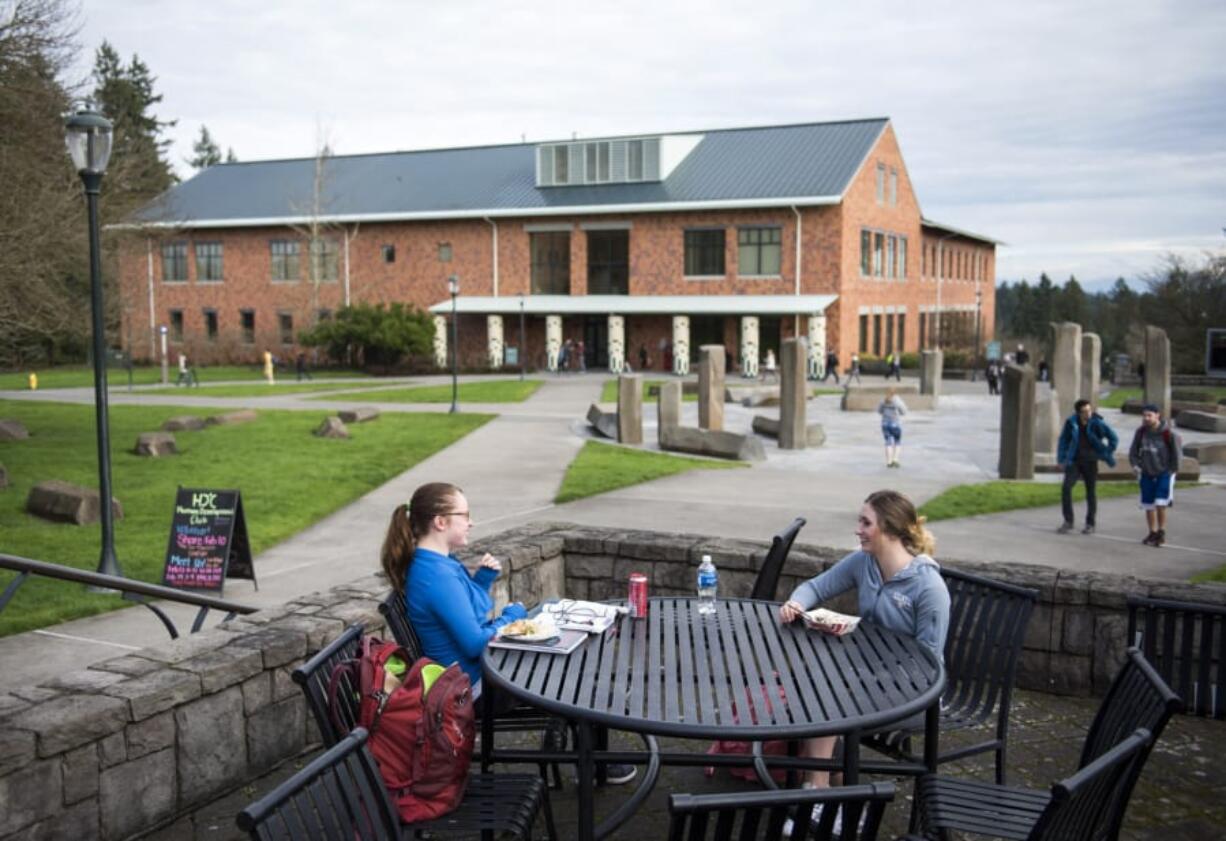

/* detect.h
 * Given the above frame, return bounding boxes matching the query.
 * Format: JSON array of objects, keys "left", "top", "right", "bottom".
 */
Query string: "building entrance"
[{"left": 583, "top": 317, "right": 608, "bottom": 369}]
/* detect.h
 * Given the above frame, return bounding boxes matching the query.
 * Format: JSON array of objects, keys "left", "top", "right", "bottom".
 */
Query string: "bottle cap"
[{"left": 702, "top": 554, "right": 711, "bottom": 563}]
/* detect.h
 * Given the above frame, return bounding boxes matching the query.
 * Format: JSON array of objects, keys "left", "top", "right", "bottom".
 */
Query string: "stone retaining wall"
[{"left": 4, "top": 522, "right": 1224, "bottom": 839}]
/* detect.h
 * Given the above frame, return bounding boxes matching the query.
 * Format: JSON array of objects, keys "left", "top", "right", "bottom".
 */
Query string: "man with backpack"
[
  {"left": 1056, "top": 399, "right": 1119, "bottom": 535},
  {"left": 1129, "top": 403, "right": 1181, "bottom": 547}
]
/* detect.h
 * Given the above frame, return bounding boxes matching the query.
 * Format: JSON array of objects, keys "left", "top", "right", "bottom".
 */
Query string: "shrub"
[{"left": 299, "top": 303, "right": 434, "bottom": 368}]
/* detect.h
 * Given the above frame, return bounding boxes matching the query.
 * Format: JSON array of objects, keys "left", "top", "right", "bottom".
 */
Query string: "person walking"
[
  {"left": 877, "top": 387, "right": 907, "bottom": 467},
  {"left": 1056, "top": 399, "right": 1119, "bottom": 535},
  {"left": 556, "top": 339, "right": 570, "bottom": 374},
  {"left": 262, "top": 349, "right": 275, "bottom": 385},
  {"left": 849, "top": 352, "right": 862, "bottom": 383},
  {"left": 821, "top": 350, "right": 840, "bottom": 383},
  {"left": 576, "top": 340, "right": 587, "bottom": 373},
  {"left": 985, "top": 360, "right": 1000, "bottom": 395},
  {"left": 1015, "top": 343, "right": 1030, "bottom": 367},
  {"left": 1128, "top": 404, "right": 1181, "bottom": 547},
  {"left": 639, "top": 343, "right": 649, "bottom": 372},
  {"left": 295, "top": 352, "right": 311, "bottom": 381},
  {"left": 886, "top": 352, "right": 902, "bottom": 381}
]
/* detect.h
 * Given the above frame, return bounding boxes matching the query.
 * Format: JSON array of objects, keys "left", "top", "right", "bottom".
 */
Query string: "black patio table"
[{"left": 481, "top": 596, "right": 945, "bottom": 841}]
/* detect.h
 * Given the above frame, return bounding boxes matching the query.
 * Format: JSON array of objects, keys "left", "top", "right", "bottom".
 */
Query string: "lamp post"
[
  {"left": 448, "top": 275, "right": 459, "bottom": 413},
  {"left": 65, "top": 107, "right": 121, "bottom": 582},
  {"left": 974, "top": 283, "right": 984, "bottom": 381},
  {"left": 518, "top": 292, "right": 526, "bottom": 382}
]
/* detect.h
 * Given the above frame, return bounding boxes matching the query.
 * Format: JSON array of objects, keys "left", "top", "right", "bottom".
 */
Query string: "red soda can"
[{"left": 628, "top": 573, "right": 649, "bottom": 619}]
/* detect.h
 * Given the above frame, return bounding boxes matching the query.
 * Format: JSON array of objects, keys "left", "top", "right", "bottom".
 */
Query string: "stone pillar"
[
  {"left": 807, "top": 313, "right": 826, "bottom": 380},
  {"left": 486, "top": 315, "right": 504, "bottom": 369},
  {"left": 658, "top": 380, "right": 682, "bottom": 446},
  {"left": 1081, "top": 333, "right": 1101, "bottom": 404},
  {"left": 999, "top": 363, "right": 1036, "bottom": 479},
  {"left": 779, "top": 338, "right": 807, "bottom": 450},
  {"left": 740, "top": 316, "right": 760, "bottom": 379},
  {"left": 607, "top": 315, "right": 625, "bottom": 374},
  {"left": 432, "top": 315, "right": 448, "bottom": 368},
  {"left": 545, "top": 315, "right": 562, "bottom": 372},
  {"left": 617, "top": 374, "right": 643, "bottom": 444},
  {"left": 698, "top": 345, "right": 725, "bottom": 431},
  {"left": 672, "top": 316, "right": 691, "bottom": 376},
  {"left": 1033, "top": 390, "right": 1060, "bottom": 456},
  {"left": 1050, "top": 321, "right": 1082, "bottom": 419},
  {"left": 1144, "top": 325, "right": 1171, "bottom": 419},
  {"left": 920, "top": 349, "right": 943, "bottom": 397}
]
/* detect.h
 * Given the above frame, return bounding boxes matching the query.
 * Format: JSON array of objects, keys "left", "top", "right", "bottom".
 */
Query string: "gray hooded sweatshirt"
[{"left": 788, "top": 551, "right": 950, "bottom": 660}]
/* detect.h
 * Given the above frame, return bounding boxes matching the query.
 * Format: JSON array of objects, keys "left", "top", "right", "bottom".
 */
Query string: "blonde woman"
[{"left": 877, "top": 387, "right": 908, "bottom": 467}]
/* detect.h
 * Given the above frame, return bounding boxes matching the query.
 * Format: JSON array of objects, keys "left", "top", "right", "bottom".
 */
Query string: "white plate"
[{"left": 497, "top": 615, "right": 560, "bottom": 642}]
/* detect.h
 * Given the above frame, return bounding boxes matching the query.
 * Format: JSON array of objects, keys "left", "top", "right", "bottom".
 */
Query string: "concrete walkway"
[{"left": 3, "top": 372, "right": 1224, "bottom": 689}]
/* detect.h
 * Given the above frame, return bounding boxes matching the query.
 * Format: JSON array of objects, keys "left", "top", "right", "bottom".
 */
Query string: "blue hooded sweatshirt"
[
  {"left": 787, "top": 551, "right": 951, "bottom": 660},
  {"left": 405, "top": 547, "right": 526, "bottom": 686},
  {"left": 1057, "top": 412, "right": 1119, "bottom": 467}
]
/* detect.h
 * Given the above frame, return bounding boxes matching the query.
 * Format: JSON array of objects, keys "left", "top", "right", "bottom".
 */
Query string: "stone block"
[
  {"left": 104, "top": 668, "right": 203, "bottom": 721},
  {"left": 1174, "top": 410, "right": 1226, "bottom": 433},
  {"left": 317, "top": 599, "right": 382, "bottom": 629},
  {"left": 616, "top": 531, "right": 699, "bottom": 562},
  {"left": 660, "top": 424, "right": 766, "bottom": 461},
  {"left": 1033, "top": 392, "right": 1060, "bottom": 456},
  {"left": 99, "top": 731, "right": 127, "bottom": 768},
  {"left": 728, "top": 384, "right": 779, "bottom": 407},
  {"left": 566, "top": 578, "right": 590, "bottom": 599},
  {"left": 999, "top": 363, "right": 1036, "bottom": 479},
  {"left": 558, "top": 528, "right": 609, "bottom": 555},
  {"left": 657, "top": 380, "right": 682, "bottom": 446},
  {"left": 134, "top": 431, "right": 177, "bottom": 456},
  {"left": 161, "top": 415, "right": 206, "bottom": 431},
  {"left": 1046, "top": 652, "right": 1090, "bottom": 696},
  {"left": 175, "top": 688, "right": 246, "bottom": 806},
  {"left": 698, "top": 345, "right": 726, "bottom": 431},
  {"left": 0, "top": 758, "right": 61, "bottom": 837},
  {"left": 617, "top": 374, "right": 643, "bottom": 444},
  {"left": 1093, "top": 614, "right": 1128, "bottom": 695},
  {"left": 61, "top": 743, "right": 99, "bottom": 804},
  {"left": 1050, "top": 321, "right": 1082, "bottom": 418},
  {"left": 42, "top": 668, "right": 127, "bottom": 694},
  {"left": 1023, "top": 604, "right": 1061, "bottom": 653},
  {"left": 272, "top": 667, "right": 299, "bottom": 702},
  {"left": 751, "top": 415, "right": 826, "bottom": 447},
  {"left": 687, "top": 538, "right": 757, "bottom": 571},
  {"left": 228, "top": 627, "right": 309, "bottom": 669},
  {"left": 241, "top": 673, "right": 273, "bottom": 716},
  {"left": 126, "top": 711, "right": 176, "bottom": 760},
  {"left": 654, "top": 562, "right": 695, "bottom": 591},
  {"left": 1081, "top": 333, "right": 1101, "bottom": 402},
  {"left": 314, "top": 416, "right": 349, "bottom": 439},
  {"left": 920, "top": 349, "right": 943, "bottom": 397},
  {"left": 505, "top": 543, "right": 542, "bottom": 571},
  {"left": 272, "top": 614, "right": 347, "bottom": 651},
  {"left": 1183, "top": 441, "right": 1226, "bottom": 464},
  {"left": 175, "top": 646, "right": 266, "bottom": 695},
  {"left": 99, "top": 748, "right": 177, "bottom": 839},
  {"left": 92, "top": 654, "right": 162, "bottom": 677},
  {"left": 19, "top": 798, "right": 97, "bottom": 841},
  {"left": 1144, "top": 325, "right": 1171, "bottom": 419},
  {"left": 588, "top": 577, "right": 618, "bottom": 601},
  {"left": 1062, "top": 608, "right": 1095, "bottom": 656},
  {"left": 0, "top": 730, "right": 35, "bottom": 777},
  {"left": 0, "top": 418, "right": 29, "bottom": 440},
  {"left": 247, "top": 696, "right": 305, "bottom": 773},
  {"left": 25, "top": 479, "right": 123, "bottom": 526},
  {"left": 840, "top": 383, "right": 934, "bottom": 411},
  {"left": 338, "top": 407, "right": 379, "bottom": 423},
  {"left": 779, "top": 338, "right": 807, "bottom": 449},
  {"left": 137, "top": 629, "right": 232, "bottom": 665},
  {"left": 1034, "top": 453, "right": 1200, "bottom": 481},
  {"left": 8, "top": 693, "right": 129, "bottom": 757},
  {"left": 538, "top": 556, "right": 564, "bottom": 600},
  {"left": 565, "top": 554, "right": 615, "bottom": 579},
  {"left": 205, "top": 409, "right": 258, "bottom": 426},
  {"left": 586, "top": 403, "right": 618, "bottom": 439}
]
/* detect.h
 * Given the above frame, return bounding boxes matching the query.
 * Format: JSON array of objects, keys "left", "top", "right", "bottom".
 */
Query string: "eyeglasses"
[{"left": 442, "top": 511, "right": 472, "bottom": 522}]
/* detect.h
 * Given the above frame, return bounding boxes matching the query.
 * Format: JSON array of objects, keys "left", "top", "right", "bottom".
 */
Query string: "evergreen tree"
[
  {"left": 1054, "top": 275, "right": 1089, "bottom": 325},
  {"left": 188, "top": 124, "right": 222, "bottom": 170},
  {"left": 225, "top": 147, "right": 238, "bottom": 163}
]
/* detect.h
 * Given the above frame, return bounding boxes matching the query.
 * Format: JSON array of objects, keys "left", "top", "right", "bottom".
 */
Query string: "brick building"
[{"left": 116, "top": 118, "right": 997, "bottom": 375}]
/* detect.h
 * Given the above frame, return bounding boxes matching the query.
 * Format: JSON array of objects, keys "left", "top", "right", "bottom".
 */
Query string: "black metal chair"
[
  {"left": 911, "top": 648, "right": 1183, "bottom": 841},
  {"left": 291, "top": 625, "right": 557, "bottom": 841},
  {"left": 750, "top": 517, "right": 806, "bottom": 602},
  {"left": 667, "top": 782, "right": 894, "bottom": 841},
  {"left": 237, "top": 727, "right": 547, "bottom": 841},
  {"left": 1127, "top": 594, "right": 1225, "bottom": 719},
  {"left": 864, "top": 567, "right": 1038, "bottom": 784}
]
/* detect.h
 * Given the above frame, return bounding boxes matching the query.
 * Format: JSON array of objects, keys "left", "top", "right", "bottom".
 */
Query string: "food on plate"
[
  {"left": 501, "top": 619, "right": 539, "bottom": 637},
  {"left": 802, "top": 608, "right": 861, "bottom": 636}
]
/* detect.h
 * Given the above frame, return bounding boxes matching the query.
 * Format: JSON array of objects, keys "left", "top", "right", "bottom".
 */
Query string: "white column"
[
  {"left": 432, "top": 315, "right": 448, "bottom": 369},
  {"left": 607, "top": 315, "right": 625, "bottom": 374},
  {"left": 486, "top": 314, "right": 504, "bottom": 369},
  {"left": 808, "top": 313, "right": 827, "bottom": 379},
  {"left": 740, "top": 316, "right": 760, "bottom": 379},
  {"left": 672, "top": 315, "right": 691, "bottom": 376},
  {"left": 545, "top": 315, "right": 562, "bottom": 372}
]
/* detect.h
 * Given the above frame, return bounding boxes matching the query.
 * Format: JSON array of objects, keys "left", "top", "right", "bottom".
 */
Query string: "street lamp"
[
  {"left": 518, "top": 292, "right": 526, "bottom": 382},
  {"left": 65, "top": 107, "right": 121, "bottom": 582},
  {"left": 448, "top": 275, "right": 459, "bottom": 413},
  {"left": 974, "top": 284, "right": 984, "bottom": 381}
]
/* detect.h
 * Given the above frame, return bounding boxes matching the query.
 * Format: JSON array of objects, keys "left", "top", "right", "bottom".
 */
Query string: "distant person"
[
  {"left": 263, "top": 350, "right": 275, "bottom": 385},
  {"left": 1014, "top": 344, "right": 1030, "bottom": 367},
  {"left": 886, "top": 352, "right": 902, "bottom": 381},
  {"left": 762, "top": 348, "right": 778, "bottom": 382},
  {"left": 638, "top": 344, "right": 649, "bottom": 372},
  {"left": 985, "top": 360, "right": 1000, "bottom": 395},
  {"left": 576, "top": 340, "right": 587, "bottom": 373},
  {"left": 1056, "top": 399, "right": 1119, "bottom": 535},
  {"left": 1137, "top": 361, "right": 1146, "bottom": 390},
  {"left": 556, "top": 340, "right": 570, "bottom": 374},
  {"left": 848, "top": 353, "right": 862, "bottom": 384},
  {"left": 175, "top": 353, "right": 197, "bottom": 387},
  {"left": 295, "top": 352, "right": 311, "bottom": 381},
  {"left": 822, "top": 350, "right": 840, "bottom": 383},
  {"left": 1129, "top": 404, "right": 1181, "bottom": 547},
  {"left": 877, "top": 387, "right": 908, "bottom": 468},
  {"left": 1037, "top": 357, "right": 1050, "bottom": 382}
]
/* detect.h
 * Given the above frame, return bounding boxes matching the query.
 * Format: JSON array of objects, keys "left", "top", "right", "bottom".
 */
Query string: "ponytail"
[
  {"left": 865, "top": 489, "right": 936, "bottom": 558},
  {"left": 381, "top": 482, "right": 463, "bottom": 593},
  {"left": 905, "top": 516, "right": 937, "bottom": 557}
]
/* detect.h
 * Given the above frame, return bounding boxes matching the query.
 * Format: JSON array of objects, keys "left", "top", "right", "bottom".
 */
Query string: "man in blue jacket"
[{"left": 1057, "top": 399, "right": 1119, "bottom": 534}]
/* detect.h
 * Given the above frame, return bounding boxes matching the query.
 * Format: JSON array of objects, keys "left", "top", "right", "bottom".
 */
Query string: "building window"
[
  {"left": 240, "top": 309, "right": 255, "bottom": 344},
  {"left": 308, "top": 239, "right": 338, "bottom": 282},
  {"left": 859, "top": 314, "right": 868, "bottom": 353},
  {"left": 278, "top": 312, "right": 293, "bottom": 345},
  {"left": 204, "top": 309, "right": 218, "bottom": 342},
  {"left": 885, "top": 313, "right": 895, "bottom": 353},
  {"left": 584, "top": 142, "right": 610, "bottom": 182},
  {"left": 554, "top": 147, "right": 568, "bottom": 183},
  {"left": 872, "top": 314, "right": 882, "bottom": 356},
  {"left": 628, "top": 140, "right": 644, "bottom": 180},
  {"left": 587, "top": 230, "right": 629, "bottom": 295},
  {"left": 685, "top": 229, "right": 725, "bottom": 276},
  {"left": 898, "top": 237, "right": 908, "bottom": 279},
  {"left": 195, "top": 242, "right": 223, "bottom": 282},
  {"left": 438, "top": 242, "right": 452, "bottom": 263},
  {"left": 270, "top": 240, "right": 299, "bottom": 281},
  {"left": 737, "top": 227, "right": 782, "bottom": 276},
  {"left": 530, "top": 231, "right": 570, "bottom": 295},
  {"left": 169, "top": 309, "right": 183, "bottom": 342},
  {"left": 886, "top": 236, "right": 896, "bottom": 279},
  {"left": 898, "top": 313, "right": 906, "bottom": 351},
  {"left": 161, "top": 242, "right": 188, "bottom": 282},
  {"left": 382, "top": 244, "right": 396, "bottom": 263},
  {"left": 889, "top": 168, "right": 898, "bottom": 206},
  {"left": 919, "top": 312, "right": 927, "bottom": 349},
  {"left": 875, "top": 163, "right": 885, "bottom": 204},
  {"left": 317, "top": 308, "right": 333, "bottom": 322},
  {"left": 860, "top": 230, "right": 871, "bottom": 275},
  {"left": 873, "top": 233, "right": 885, "bottom": 277}
]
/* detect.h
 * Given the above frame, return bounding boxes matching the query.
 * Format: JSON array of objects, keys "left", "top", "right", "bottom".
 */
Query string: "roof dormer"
[{"left": 536, "top": 134, "right": 703, "bottom": 187}]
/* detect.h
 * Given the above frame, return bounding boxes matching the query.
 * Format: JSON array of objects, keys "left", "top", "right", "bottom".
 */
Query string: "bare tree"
[{"left": 287, "top": 125, "right": 340, "bottom": 328}]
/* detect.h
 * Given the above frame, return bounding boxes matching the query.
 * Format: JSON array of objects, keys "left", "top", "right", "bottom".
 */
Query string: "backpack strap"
[{"left": 325, "top": 659, "right": 359, "bottom": 736}]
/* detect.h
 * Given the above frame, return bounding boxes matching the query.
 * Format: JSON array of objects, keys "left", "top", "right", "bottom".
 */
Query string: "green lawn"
[
  {"left": 0, "top": 364, "right": 364, "bottom": 390},
  {"left": 0, "top": 399, "right": 492, "bottom": 635},
  {"left": 329, "top": 380, "right": 543, "bottom": 404},
  {"left": 143, "top": 381, "right": 380, "bottom": 398},
  {"left": 599, "top": 380, "right": 842, "bottom": 403},
  {"left": 919, "top": 480, "right": 1140, "bottom": 522},
  {"left": 555, "top": 440, "right": 745, "bottom": 504},
  {"left": 1100, "top": 386, "right": 1226, "bottom": 409},
  {"left": 1192, "top": 566, "right": 1226, "bottom": 584}
]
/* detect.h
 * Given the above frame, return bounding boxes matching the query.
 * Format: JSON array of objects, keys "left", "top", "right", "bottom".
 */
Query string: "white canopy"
[{"left": 427, "top": 294, "right": 837, "bottom": 316}]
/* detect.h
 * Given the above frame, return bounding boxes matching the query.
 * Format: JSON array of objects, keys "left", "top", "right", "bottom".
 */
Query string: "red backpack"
[{"left": 327, "top": 636, "right": 475, "bottom": 823}]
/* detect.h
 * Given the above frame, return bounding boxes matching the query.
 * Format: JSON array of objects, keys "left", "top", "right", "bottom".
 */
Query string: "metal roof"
[
  {"left": 920, "top": 217, "right": 1003, "bottom": 246},
  {"left": 130, "top": 119, "right": 889, "bottom": 228},
  {"left": 427, "top": 294, "right": 838, "bottom": 316}
]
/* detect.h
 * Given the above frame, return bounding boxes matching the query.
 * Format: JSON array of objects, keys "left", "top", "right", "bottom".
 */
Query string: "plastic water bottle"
[{"left": 697, "top": 554, "right": 718, "bottom": 615}]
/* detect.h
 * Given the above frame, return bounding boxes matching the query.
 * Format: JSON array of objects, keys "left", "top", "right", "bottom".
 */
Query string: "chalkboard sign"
[{"left": 162, "top": 488, "right": 256, "bottom": 592}]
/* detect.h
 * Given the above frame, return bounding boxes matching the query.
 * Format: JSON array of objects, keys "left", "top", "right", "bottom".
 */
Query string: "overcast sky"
[{"left": 72, "top": 0, "right": 1226, "bottom": 290}]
